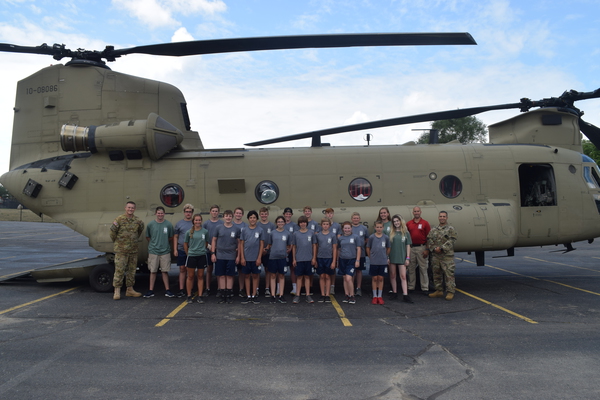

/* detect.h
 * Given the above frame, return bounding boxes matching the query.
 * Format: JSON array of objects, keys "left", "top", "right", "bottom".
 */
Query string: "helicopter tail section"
[{"left": 8, "top": 64, "right": 202, "bottom": 171}]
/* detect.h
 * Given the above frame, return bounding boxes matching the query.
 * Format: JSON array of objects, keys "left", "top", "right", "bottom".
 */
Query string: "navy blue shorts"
[
  {"left": 261, "top": 252, "right": 270, "bottom": 269},
  {"left": 316, "top": 258, "right": 336, "bottom": 275},
  {"left": 369, "top": 264, "right": 388, "bottom": 277},
  {"left": 268, "top": 258, "right": 287, "bottom": 275},
  {"left": 357, "top": 257, "right": 366, "bottom": 271},
  {"left": 215, "top": 259, "right": 236, "bottom": 276},
  {"left": 177, "top": 251, "right": 187, "bottom": 266},
  {"left": 186, "top": 254, "right": 208, "bottom": 270},
  {"left": 338, "top": 258, "right": 356, "bottom": 277},
  {"left": 242, "top": 261, "right": 261, "bottom": 275},
  {"left": 295, "top": 261, "right": 314, "bottom": 276}
]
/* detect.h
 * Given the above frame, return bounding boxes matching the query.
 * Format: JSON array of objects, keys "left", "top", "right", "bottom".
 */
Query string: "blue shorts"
[
  {"left": 268, "top": 258, "right": 287, "bottom": 275},
  {"left": 369, "top": 264, "right": 388, "bottom": 277},
  {"left": 177, "top": 251, "right": 187, "bottom": 266},
  {"left": 261, "top": 252, "right": 270, "bottom": 269},
  {"left": 338, "top": 258, "right": 356, "bottom": 277},
  {"left": 186, "top": 254, "right": 208, "bottom": 270},
  {"left": 316, "top": 258, "right": 336, "bottom": 275},
  {"left": 242, "top": 261, "right": 261, "bottom": 275},
  {"left": 215, "top": 259, "right": 236, "bottom": 276},
  {"left": 357, "top": 257, "right": 366, "bottom": 271},
  {"left": 295, "top": 261, "right": 314, "bottom": 276}
]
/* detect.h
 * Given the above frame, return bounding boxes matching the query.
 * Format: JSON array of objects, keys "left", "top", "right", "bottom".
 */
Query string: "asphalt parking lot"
[{"left": 1, "top": 221, "right": 600, "bottom": 399}]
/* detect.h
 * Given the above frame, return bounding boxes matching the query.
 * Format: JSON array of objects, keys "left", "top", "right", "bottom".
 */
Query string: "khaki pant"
[{"left": 408, "top": 245, "right": 429, "bottom": 291}]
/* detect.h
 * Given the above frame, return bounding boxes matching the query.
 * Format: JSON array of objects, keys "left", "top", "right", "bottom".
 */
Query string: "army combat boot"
[
  {"left": 126, "top": 287, "right": 142, "bottom": 297},
  {"left": 445, "top": 292, "right": 454, "bottom": 301},
  {"left": 428, "top": 290, "right": 444, "bottom": 298},
  {"left": 113, "top": 287, "right": 121, "bottom": 300}
]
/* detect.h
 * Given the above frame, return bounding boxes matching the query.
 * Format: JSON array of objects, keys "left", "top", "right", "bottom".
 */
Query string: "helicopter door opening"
[
  {"left": 518, "top": 163, "right": 559, "bottom": 243},
  {"left": 519, "top": 164, "right": 557, "bottom": 207},
  {"left": 582, "top": 164, "right": 600, "bottom": 214}
]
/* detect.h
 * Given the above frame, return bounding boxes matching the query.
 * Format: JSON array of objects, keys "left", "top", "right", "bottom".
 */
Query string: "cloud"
[{"left": 112, "top": 0, "right": 227, "bottom": 29}]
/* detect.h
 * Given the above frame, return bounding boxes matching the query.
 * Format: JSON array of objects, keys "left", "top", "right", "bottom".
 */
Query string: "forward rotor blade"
[
  {"left": 579, "top": 118, "right": 600, "bottom": 149},
  {"left": 111, "top": 33, "right": 476, "bottom": 57},
  {"left": 245, "top": 102, "right": 521, "bottom": 147}
]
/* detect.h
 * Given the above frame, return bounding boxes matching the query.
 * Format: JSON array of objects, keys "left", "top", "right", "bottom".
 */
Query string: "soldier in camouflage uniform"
[
  {"left": 427, "top": 211, "right": 458, "bottom": 301},
  {"left": 110, "top": 201, "right": 145, "bottom": 300}
]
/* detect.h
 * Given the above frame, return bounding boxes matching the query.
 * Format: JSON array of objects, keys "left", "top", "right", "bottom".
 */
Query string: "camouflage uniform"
[
  {"left": 427, "top": 224, "right": 458, "bottom": 293},
  {"left": 110, "top": 214, "right": 145, "bottom": 288}
]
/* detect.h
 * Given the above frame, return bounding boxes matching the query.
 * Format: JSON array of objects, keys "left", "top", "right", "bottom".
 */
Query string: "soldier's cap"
[
  {"left": 284, "top": 207, "right": 293, "bottom": 214},
  {"left": 324, "top": 208, "right": 334, "bottom": 213}
]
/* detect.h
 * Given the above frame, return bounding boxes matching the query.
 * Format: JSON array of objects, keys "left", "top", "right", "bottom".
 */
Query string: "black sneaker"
[
  {"left": 270, "top": 296, "right": 277, "bottom": 304},
  {"left": 277, "top": 296, "right": 287, "bottom": 304},
  {"left": 403, "top": 295, "right": 414, "bottom": 304},
  {"left": 318, "top": 296, "right": 326, "bottom": 303},
  {"left": 348, "top": 296, "right": 356, "bottom": 304},
  {"left": 196, "top": 297, "right": 204, "bottom": 304},
  {"left": 218, "top": 296, "right": 227, "bottom": 304},
  {"left": 177, "top": 290, "right": 186, "bottom": 298},
  {"left": 241, "top": 297, "right": 251, "bottom": 304},
  {"left": 342, "top": 296, "right": 349, "bottom": 303},
  {"left": 202, "top": 289, "right": 209, "bottom": 297},
  {"left": 227, "top": 295, "right": 233, "bottom": 304},
  {"left": 252, "top": 296, "right": 261, "bottom": 304},
  {"left": 186, "top": 296, "right": 193, "bottom": 304},
  {"left": 389, "top": 292, "right": 398, "bottom": 300},
  {"left": 164, "top": 290, "right": 175, "bottom": 298},
  {"left": 143, "top": 290, "right": 155, "bottom": 298},
  {"left": 325, "top": 296, "right": 332, "bottom": 303}
]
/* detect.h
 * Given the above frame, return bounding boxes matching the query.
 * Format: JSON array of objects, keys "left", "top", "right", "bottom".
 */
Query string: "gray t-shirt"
[
  {"left": 240, "top": 225, "right": 264, "bottom": 261},
  {"left": 292, "top": 230, "right": 316, "bottom": 262},
  {"left": 214, "top": 224, "right": 240, "bottom": 260},
  {"left": 174, "top": 219, "right": 193, "bottom": 251},
  {"left": 316, "top": 230, "right": 337, "bottom": 258},
  {"left": 367, "top": 234, "right": 390, "bottom": 265}
]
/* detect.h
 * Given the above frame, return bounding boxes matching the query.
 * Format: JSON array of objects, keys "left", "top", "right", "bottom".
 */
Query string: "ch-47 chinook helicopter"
[{"left": 2, "top": 32, "right": 600, "bottom": 291}]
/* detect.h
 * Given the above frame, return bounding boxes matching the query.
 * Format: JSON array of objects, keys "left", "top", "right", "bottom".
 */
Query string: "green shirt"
[
  {"left": 389, "top": 231, "right": 412, "bottom": 264},
  {"left": 184, "top": 228, "right": 209, "bottom": 257},
  {"left": 146, "top": 220, "right": 174, "bottom": 256}
]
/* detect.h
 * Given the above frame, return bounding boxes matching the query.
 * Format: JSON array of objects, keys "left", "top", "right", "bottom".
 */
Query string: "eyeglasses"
[{"left": 184, "top": 210, "right": 193, "bottom": 213}]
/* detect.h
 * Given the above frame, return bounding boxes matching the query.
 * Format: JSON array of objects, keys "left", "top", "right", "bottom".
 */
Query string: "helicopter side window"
[
  {"left": 518, "top": 164, "right": 557, "bottom": 207},
  {"left": 160, "top": 183, "right": 184, "bottom": 208},
  {"left": 255, "top": 180, "right": 279, "bottom": 204},
  {"left": 348, "top": 178, "right": 372, "bottom": 201},
  {"left": 439, "top": 175, "right": 462, "bottom": 199}
]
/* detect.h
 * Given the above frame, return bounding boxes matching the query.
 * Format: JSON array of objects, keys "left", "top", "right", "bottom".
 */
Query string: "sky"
[{"left": 1, "top": 0, "right": 599, "bottom": 175}]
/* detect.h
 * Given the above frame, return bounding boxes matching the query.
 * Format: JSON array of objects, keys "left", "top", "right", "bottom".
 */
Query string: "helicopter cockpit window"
[
  {"left": 348, "top": 178, "right": 372, "bottom": 201},
  {"left": 160, "top": 183, "right": 184, "bottom": 208},
  {"left": 518, "top": 164, "right": 557, "bottom": 207},
  {"left": 583, "top": 166, "right": 600, "bottom": 189},
  {"left": 439, "top": 175, "right": 462, "bottom": 199},
  {"left": 255, "top": 180, "right": 279, "bottom": 204}
]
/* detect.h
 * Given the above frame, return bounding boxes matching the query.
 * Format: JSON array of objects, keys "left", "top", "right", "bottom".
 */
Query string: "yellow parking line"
[
  {"left": 455, "top": 288, "right": 538, "bottom": 324},
  {"left": 464, "top": 259, "right": 600, "bottom": 297},
  {"left": 156, "top": 300, "right": 188, "bottom": 327},
  {"left": 330, "top": 296, "right": 352, "bottom": 327},
  {"left": 524, "top": 256, "right": 600, "bottom": 273},
  {"left": 0, "top": 286, "right": 79, "bottom": 315}
]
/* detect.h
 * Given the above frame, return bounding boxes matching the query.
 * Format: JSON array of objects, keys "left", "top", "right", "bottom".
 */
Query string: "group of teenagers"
[{"left": 162, "top": 204, "right": 431, "bottom": 306}]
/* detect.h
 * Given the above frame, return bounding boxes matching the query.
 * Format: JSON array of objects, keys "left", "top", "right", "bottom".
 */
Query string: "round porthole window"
[
  {"left": 160, "top": 183, "right": 184, "bottom": 207},
  {"left": 348, "top": 178, "right": 372, "bottom": 202},
  {"left": 439, "top": 175, "right": 462, "bottom": 199},
  {"left": 255, "top": 180, "right": 279, "bottom": 204}
]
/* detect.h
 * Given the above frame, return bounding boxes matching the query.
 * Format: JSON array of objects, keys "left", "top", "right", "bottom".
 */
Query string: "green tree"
[
  {"left": 416, "top": 116, "right": 488, "bottom": 144},
  {"left": 582, "top": 140, "right": 600, "bottom": 164}
]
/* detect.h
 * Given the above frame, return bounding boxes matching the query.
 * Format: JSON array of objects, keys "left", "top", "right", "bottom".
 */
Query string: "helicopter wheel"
[{"left": 89, "top": 264, "right": 115, "bottom": 292}]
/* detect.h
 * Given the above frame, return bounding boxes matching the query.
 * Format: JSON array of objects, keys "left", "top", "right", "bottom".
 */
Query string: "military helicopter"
[{"left": 2, "top": 33, "right": 600, "bottom": 292}]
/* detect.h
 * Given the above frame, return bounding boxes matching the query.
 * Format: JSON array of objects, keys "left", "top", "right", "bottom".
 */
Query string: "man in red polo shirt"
[{"left": 406, "top": 206, "right": 431, "bottom": 295}]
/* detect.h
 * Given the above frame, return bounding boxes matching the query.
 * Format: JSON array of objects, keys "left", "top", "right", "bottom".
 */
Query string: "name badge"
[
  {"left": 350, "top": 238, "right": 355, "bottom": 244},
  {"left": 163, "top": 227, "right": 168, "bottom": 234},
  {"left": 381, "top": 241, "right": 386, "bottom": 247},
  {"left": 255, "top": 232, "right": 259, "bottom": 238},
  {"left": 307, "top": 236, "right": 312, "bottom": 242},
  {"left": 230, "top": 232, "right": 235, "bottom": 238},
  {"left": 418, "top": 224, "right": 422, "bottom": 229},
  {"left": 282, "top": 235, "right": 287, "bottom": 241},
  {"left": 201, "top": 234, "right": 205, "bottom": 240},
  {"left": 327, "top": 238, "right": 332, "bottom": 244}
]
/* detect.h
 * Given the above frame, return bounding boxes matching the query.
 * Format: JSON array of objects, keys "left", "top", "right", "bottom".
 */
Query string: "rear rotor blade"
[
  {"left": 580, "top": 118, "right": 600, "bottom": 149},
  {"left": 111, "top": 33, "right": 476, "bottom": 57},
  {"left": 245, "top": 102, "right": 521, "bottom": 147}
]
